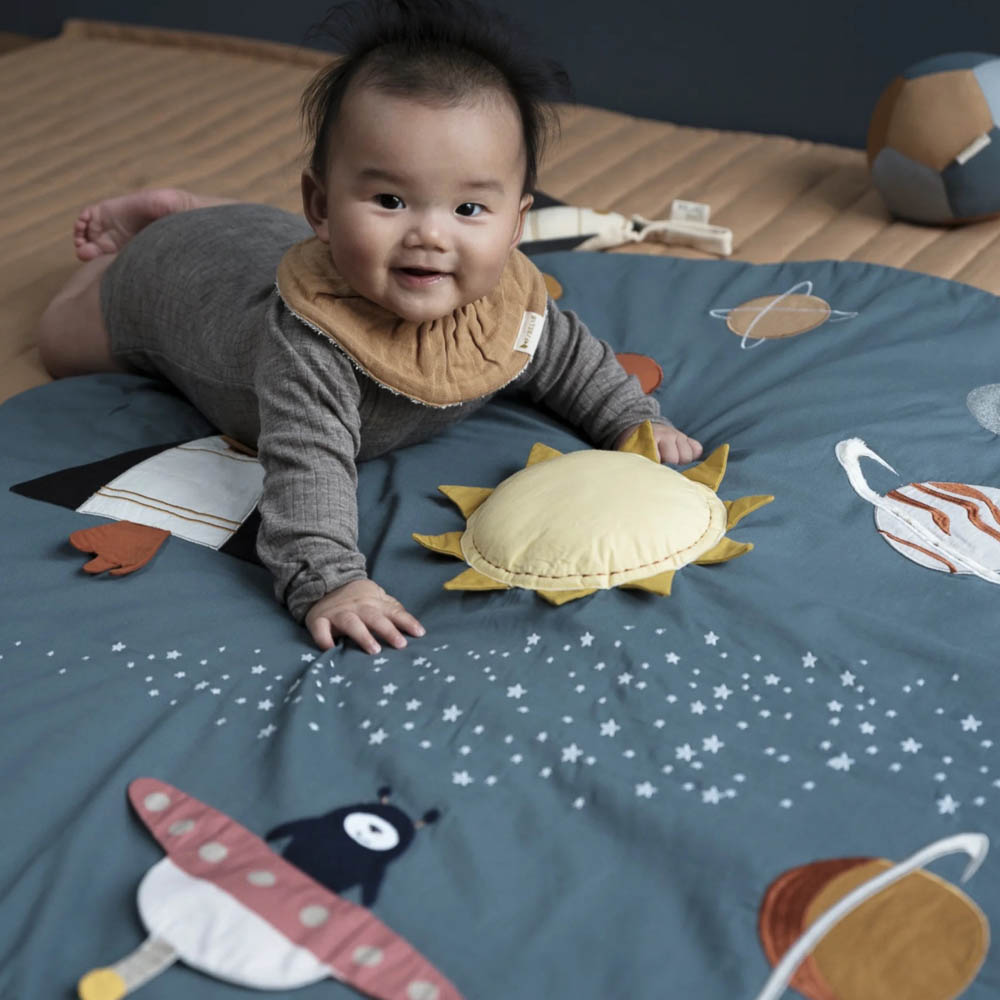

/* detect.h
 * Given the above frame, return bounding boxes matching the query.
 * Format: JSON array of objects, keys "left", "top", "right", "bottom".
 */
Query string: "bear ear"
[{"left": 377, "top": 786, "right": 392, "bottom": 801}]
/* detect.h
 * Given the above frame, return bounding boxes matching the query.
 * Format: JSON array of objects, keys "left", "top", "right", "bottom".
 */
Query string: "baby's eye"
[
  {"left": 375, "top": 194, "right": 405, "bottom": 210},
  {"left": 455, "top": 202, "right": 485, "bottom": 217}
]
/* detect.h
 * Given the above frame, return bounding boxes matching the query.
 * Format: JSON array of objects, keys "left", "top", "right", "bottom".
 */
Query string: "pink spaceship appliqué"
[{"left": 77, "top": 778, "right": 462, "bottom": 1000}]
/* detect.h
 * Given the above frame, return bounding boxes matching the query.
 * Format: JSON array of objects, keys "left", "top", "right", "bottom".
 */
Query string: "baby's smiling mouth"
[
  {"left": 397, "top": 266, "right": 447, "bottom": 276},
  {"left": 393, "top": 265, "right": 451, "bottom": 286}
]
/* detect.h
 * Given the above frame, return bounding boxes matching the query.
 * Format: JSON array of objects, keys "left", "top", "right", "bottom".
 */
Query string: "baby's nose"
[{"left": 404, "top": 212, "right": 448, "bottom": 249}]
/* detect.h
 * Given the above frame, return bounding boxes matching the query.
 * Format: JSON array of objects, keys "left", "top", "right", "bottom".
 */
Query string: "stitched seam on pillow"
[{"left": 466, "top": 495, "right": 718, "bottom": 582}]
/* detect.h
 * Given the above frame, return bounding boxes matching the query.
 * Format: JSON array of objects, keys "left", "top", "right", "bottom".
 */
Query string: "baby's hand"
[
  {"left": 614, "top": 423, "right": 703, "bottom": 465},
  {"left": 305, "top": 579, "right": 425, "bottom": 655}
]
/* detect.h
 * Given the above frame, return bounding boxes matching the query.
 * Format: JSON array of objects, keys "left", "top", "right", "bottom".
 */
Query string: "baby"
[{"left": 36, "top": 0, "right": 702, "bottom": 655}]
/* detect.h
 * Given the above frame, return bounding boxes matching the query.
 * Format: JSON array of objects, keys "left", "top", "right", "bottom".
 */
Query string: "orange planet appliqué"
[
  {"left": 710, "top": 280, "right": 857, "bottom": 349},
  {"left": 754, "top": 834, "right": 990, "bottom": 1000}
]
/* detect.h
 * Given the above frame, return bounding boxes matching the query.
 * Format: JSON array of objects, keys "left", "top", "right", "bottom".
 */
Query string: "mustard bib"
[{"left": 275, "top": 238, "right": 549, "bottom": 407}]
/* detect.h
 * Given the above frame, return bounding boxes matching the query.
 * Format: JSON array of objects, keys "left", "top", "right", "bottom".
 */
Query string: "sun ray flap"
[
  {"left": 725, "top": 494, "right": 774, "bottom": 528},
  {"left": 682, "top": 444, "right": 729, "bottom": 491},
  {"left": 444, "top": 567, "right": 511, "bottom": 591},
  {"left": 619, "top": 421, "right": 661, "bottom": 462},
  {"left": 694, "top": 538, "right": 753, "bottom": 564},
  {"left": 621, "top": 570, "right": 675, "bottom": 595},
  {"left": 412, "top": 531, "right": 465, "bottom": 558},
  {"left": 438, "top": 485, "right": 494, "bottom": 518},
  {"left": 526, "top": 442, "right": 563, "bottom": 466},
  {"left": 537, "top": 588, "right": 597, "bottom": 605}
]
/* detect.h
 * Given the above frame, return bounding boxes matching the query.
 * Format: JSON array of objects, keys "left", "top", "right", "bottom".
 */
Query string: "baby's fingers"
[
  {"left": 307, "top": 614, "right": 340, "bottom": 652},
  {"left": 659, "top": 433, "right": 702, "bottom": 465},
  {"left": 333, "top": 611, "right": 383, "bottom": 656},
  {"left": 365, "top": 604, "right": 426, "bottom": 651},
  {"left": 391, "top": 606, "right": 426, "bottom": 640},
  {"left": 677, "top": 435, "right": 703, "bottom": 464},
  {"left": 658, "top": 436, "right": 685, "bottom": 465},
  {"left": 369, "top": 612, "right": 410, "bottom": 651}
]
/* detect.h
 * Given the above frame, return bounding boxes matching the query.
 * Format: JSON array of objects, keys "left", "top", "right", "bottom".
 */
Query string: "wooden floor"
[{"left": 0, "top": 32, "right": 41, "bottom": 55}]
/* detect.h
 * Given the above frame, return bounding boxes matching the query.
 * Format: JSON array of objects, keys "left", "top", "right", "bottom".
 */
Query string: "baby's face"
[{"left": 304, "top": 85, "right": 532, "bottom": 322}]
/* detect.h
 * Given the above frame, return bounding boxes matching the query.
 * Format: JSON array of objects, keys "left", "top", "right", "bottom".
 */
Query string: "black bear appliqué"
[{"left": 266, "top": 787, "right": 440, "bottom": 906}]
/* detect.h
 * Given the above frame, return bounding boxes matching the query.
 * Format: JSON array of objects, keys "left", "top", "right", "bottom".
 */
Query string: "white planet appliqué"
[{"left": 836, "top": 438, "right": 1000, "bottom": 583}]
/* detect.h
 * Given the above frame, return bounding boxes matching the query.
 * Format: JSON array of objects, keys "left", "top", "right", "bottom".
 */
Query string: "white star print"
[
  {"left": 704, "top": 631, "right": 719, "bottom": 646},
  {"left": 165, "top": 650, "right": 181, "bottom": 660},
  {"left": 452, "top": 771, "right": 474, "bottom": 786},
  {"left": 713, "top": 684, "right": 733, "bottom": 700},
  {"left": 961, "top": 715, "right": 983, "bottom": 732},
  {"left": 580, "top": 632, "right": 594, "bottom": 647},
  {"left": 617, "top": 672, "right": 633, "bottom": 685},
  {"left": 405, "top": 699, "right": 422, "bottom": 711},
  {"left": 936, "top": 794, "right": 959, "bottom": 815},
  {"left": 860, "top": 722, "right": 876, "bottom": 735},
  {"left": 111, "top": 642, "right": 126, "bottom": 652},
  {"left": 251, "top": 664, "right": 265, "bottom": 674},
  {"left": 382, "top": 683, "right": 397, "bottom": 695},
  {"left": 840, "top": 670, "right": 856, "bottom": 686},
  {"left": 763, "top": 674, "right": 780, "bottom": 686},
  {"left": 802, "top": 652, "right": 817, "bottom": 668},
  {"left": 526, "top": 633, "right": 540, "bottom": 646},
  {"left": 507, "top": 684, "right": 527, "bottom": 699},
  {"left": 675, "top": 744, "right": 697, "bottom": 762},
  {"left": 562, "top": 743, "right": 584, "bottom": 763},
  {"left": 702, "top": 786, "right": 723, "bottom": 805},
  {"left": 600, "top": 719, "right": 621, "bottom": 737},
  {"left": 635, "top": 781, "right": 657, "bottom": 798},
  {"left": 702, "top": 735, "right": 725, "bottom": 754},
  {"left": 690, "top": 701, "right": 706, "bottom": 715},
  {"left": 900, "top": 738, "right": 922, "bottom": 753},
  {"left": 827, "top": 752, "right": 855, "bottom": 771},
  {"left": 442, "top": 705, "right": 463, "bottom": 722},
  {"left": 665, "top": 652, "right": 680, "bottom": 664}
]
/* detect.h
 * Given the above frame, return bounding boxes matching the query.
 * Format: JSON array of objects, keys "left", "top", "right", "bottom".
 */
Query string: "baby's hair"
[{"left": 301, "top": 0, "right": 572, "bottom": 193}]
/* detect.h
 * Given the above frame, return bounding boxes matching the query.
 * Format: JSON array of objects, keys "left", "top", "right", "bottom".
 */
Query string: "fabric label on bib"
[{"left": 514, "top": 311, "right": 545, "bottom": 357}]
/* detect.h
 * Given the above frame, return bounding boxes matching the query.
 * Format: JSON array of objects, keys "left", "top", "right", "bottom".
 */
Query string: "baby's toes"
[{"left": 73, "top": 207, "right": 95, "bottom": 237}]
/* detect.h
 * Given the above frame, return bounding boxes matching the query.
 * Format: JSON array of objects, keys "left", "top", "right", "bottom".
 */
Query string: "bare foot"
[{"left": 72, "top": 188, "right": 234, "bottom": 261}]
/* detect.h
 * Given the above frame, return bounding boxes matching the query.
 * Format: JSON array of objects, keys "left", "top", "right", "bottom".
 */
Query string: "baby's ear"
[
  {"left": 510, "top": 192, "right": 534, "bottom": 248},
  {"left": 301, "top": 169, "right": 330, "bottom": 243}
]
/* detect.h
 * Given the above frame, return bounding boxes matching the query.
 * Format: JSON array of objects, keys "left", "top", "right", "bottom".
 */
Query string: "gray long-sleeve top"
[{"left": 103, "top": 204, "right": 667, "bottom": 621}]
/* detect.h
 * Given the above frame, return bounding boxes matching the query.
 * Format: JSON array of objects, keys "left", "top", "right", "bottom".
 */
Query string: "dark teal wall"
[{"left": 6, "top": 0, "right": 1000, "bottom": 148}]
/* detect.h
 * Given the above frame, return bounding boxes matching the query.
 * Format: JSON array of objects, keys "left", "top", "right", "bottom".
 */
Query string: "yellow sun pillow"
[{"left": 414, "top": 422, "right": 773, "bottom": 604}]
